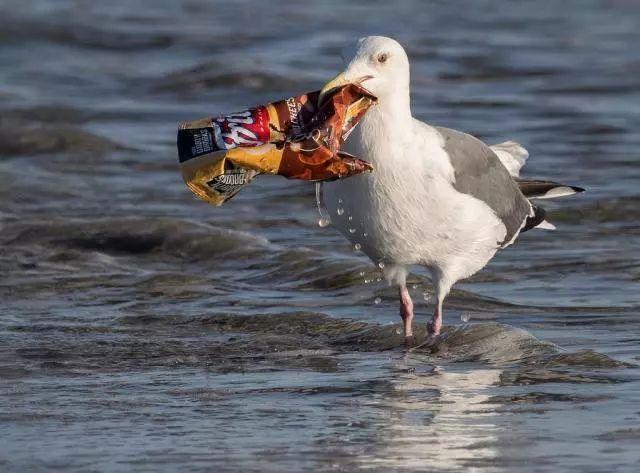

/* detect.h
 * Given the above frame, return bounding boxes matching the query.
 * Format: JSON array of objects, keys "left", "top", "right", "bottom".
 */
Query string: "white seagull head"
[{"left": 320, "top": 36, "right": 410, "bottom": 104}]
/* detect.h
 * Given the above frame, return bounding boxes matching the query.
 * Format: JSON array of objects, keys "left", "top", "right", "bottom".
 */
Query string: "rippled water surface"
[{"left": 1, "top": 1, "right": 639, "bottom": 472}]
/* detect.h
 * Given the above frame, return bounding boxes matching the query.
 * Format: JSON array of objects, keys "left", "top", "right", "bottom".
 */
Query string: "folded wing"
[{"left": 488, "top": 140, "right": 585, "bottom": 232}]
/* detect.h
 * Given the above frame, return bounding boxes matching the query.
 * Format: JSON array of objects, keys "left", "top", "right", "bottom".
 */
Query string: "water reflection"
[{"left": 363, "top": 363, "right": 502, "bottom": 471}]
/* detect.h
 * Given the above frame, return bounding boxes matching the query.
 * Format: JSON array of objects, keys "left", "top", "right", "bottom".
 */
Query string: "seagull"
[{"left": 319, "top": 36, "right": 583, "bottom": 342}]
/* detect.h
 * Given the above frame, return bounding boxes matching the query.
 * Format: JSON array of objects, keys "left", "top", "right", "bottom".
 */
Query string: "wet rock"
[
  {"left": 0, "top": 125, "right": 123, "bottom": 157},
  {"left": 415, "top": 322, "right": 557, "bottom": 363},
  {"left": 595, "top": 428, "right": 640, "bottom": 442},
  {"left": 1, "top": 217, "right": 270, "bottom": 258},
  {"left": 156, "top": 62, "right": 309, "bottom": 93},
  {"left": 485, "top": 392, "right": 612, "bottom": 404},
  {"left": 499, "top": 368, "right": 627, "bottom": 386},
  {"left": 541, "top": 350, "right": 634, "bottom": 369}
]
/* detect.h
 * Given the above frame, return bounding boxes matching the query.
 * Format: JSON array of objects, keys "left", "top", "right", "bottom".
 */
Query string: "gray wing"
[{"left": 436, "top": 127, "right": 532, "bottom": 246}]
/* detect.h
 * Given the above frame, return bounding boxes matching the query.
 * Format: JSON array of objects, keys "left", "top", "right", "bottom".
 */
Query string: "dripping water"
[{"left": 315, "top": 182, "right": 331, "bottom": 228}]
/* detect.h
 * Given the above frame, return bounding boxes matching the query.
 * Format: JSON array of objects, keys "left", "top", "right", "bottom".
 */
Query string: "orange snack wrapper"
[{"left": 177, "top": 84, "right": 376, "bottom": 206}]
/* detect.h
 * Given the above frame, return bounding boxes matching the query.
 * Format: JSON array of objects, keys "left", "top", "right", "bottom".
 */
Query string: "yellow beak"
[{"left": 318, "top": 71, "right": 350, "bottom": 106}]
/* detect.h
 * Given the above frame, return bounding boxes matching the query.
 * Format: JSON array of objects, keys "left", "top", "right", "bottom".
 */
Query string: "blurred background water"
[{"left": 1, "top": 1, "right": 639, "bottom": 472}]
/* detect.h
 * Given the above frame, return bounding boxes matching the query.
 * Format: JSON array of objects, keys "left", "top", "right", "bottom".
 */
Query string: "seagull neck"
[{"left": 374, "top": 91, "right": 412, "bottom": 130}]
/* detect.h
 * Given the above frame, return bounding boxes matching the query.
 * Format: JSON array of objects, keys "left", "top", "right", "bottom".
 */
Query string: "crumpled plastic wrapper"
[{"left": 177, "top": 84, "right": 376, "bottom": 206}]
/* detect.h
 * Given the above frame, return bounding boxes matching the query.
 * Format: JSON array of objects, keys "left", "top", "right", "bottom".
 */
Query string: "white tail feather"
[
  {"left": 534, "top": 186, "right": 581, "bottom": 200},
  {"left": 490, "top": 141, "right": 529, "bottom": 177},
  {"left": 535, "top": 220, "right": 556, "bottom": 230}
]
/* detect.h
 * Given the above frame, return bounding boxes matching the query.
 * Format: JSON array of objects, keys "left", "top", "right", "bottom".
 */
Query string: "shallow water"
[{"left": 1, "top": 1, "right": 639, "bottom": 472}]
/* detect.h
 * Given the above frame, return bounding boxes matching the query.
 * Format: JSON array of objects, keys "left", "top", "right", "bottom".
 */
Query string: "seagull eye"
[{"left": 377, "top": 53, "right": 388, "bottom": 64}]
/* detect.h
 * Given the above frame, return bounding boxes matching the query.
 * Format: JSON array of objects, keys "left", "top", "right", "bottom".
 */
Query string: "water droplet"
[
  {"left": 378, "top": 262, "right": 385, "bottom": 269},
  {"left": 337, "top": 208, "right": 345, "bottom": 216},
  {"left": 374, "top": 297, "right": 382, "bottom": 305},
  {"left": 348, "top": 215, "right": 353, "bottom": 221},
  {"left": 349, "top": 228, "right": 356, "bottom": 234},
  {"left": 315, "top": 182, "right": 331, "bottom": 227},
  {"left": 354, "top": 243, "right": 362, "bottom": 251},
  {"left": 423, "top": 292, "right": 431, "bottom": 301},
  {"left": 460, "top": 312, "right": 471, "bottom": 323}
]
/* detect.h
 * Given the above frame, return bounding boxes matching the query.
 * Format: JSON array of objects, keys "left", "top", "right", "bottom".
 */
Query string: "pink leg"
[
  {"left": 427, "top": 299, "right": 443, "bottom": 336},
  {"left": 399, "top": 285, "right": 414, "bottom": 339}
]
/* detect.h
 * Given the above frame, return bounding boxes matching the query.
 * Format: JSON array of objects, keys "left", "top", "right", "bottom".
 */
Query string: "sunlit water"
[{"left": 1, "top": 1, "right": 639, "bottom": 472}]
